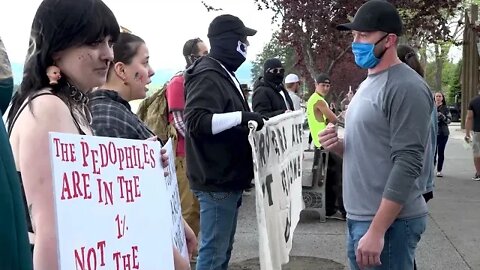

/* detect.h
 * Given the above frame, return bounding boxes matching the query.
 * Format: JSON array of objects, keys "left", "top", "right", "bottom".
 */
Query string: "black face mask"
[
  {"left": 209, "top": 33, "right": 247, "bottom": 72},
  {"left": 264, "top": 70, "right": 285, "bottom": 86}
]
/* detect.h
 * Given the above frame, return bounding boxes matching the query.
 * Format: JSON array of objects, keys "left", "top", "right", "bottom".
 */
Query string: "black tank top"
[{"left": 9, "top": 92, "right": 86, "bottom": 233}]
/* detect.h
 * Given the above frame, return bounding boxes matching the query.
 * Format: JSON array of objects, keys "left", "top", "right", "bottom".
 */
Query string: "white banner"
[
  {"left": 248, "top": 110, "right": 305, "bottom": 270},
  {"left": 49, "top": 133, "right": 174, "bottom": 270},
  {"left": 163, "top": 139, "right": 188, "bottom": 260}
]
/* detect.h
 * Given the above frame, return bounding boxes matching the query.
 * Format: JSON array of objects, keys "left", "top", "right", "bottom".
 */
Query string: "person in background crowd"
[
  {"left": 284, "top": 73, "right": 302, "bottom": 110},
  {"left": 398, "top": 43, "right": 437, "bottom": 270},
  {"left": 397, "top": 44, "right": 436, "bottom": 202},
  {"left": 0, "top": 35, "right": 33, "bottom": 270},
  {"left": 307, "top": 73, "right": 345, "bottom": 220},
  {"left": 465, "top": 92, "right": 480, "bottom": 180},
  {"left": 340, "top": 88, "right": 355, "bottom": 112},
  {"left": 433, "top": 92, "right": 451, "bottom": 177},
  {"left": 253, "top": 58, "right": 293, "bottom": 117},
  {"left": 6, "top": 0, "right": 120, "bottom": 268},
  {"left": 165, "top": 38, "right": 208, "bottom": 245},
  {"left": 324, "top": 1, "right": 433, "bottom": 269},
  {"left": 241, "top": 83, "right": 252, "bottom": 102},
  {"left": 184, "top": 14, "right": 265, "bottom": 270},
  {"left": 88, "top": 32, "right": 197, "bottom": 270},
  {"left": 307, "top": 73, "right": 337, "bottom": 149}
]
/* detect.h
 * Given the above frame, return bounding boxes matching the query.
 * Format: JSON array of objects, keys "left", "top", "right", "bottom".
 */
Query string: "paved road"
[{"left": 228, "top": 123, "right": 480, "bottom": 270}]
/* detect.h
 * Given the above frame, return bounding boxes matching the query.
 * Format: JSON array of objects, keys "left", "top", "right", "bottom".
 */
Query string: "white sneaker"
[{"left": 436, "top": 172, "right": 443, "bottom": 177}]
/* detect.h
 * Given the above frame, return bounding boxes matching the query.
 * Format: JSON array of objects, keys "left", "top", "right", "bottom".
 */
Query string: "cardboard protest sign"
[
  {"left": 49, "top": 133, "right": 174, "bottom": 270},
  {"left": 248, "top": 110, "right": 305, "bottom": 270},
  {"left": 163, "top": 139, "right": 188, "bottom": 260}
]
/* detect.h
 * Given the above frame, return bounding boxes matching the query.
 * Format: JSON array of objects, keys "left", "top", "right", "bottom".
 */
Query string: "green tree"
[
  {"left": 425, "top": 59, "right": 460, "bottom": 104},
  {"left": 447, "top": 59, "right": 462, "bottom": 105},
  {"left": 250, "top": 33, "right": 296, "bottom": 84}
]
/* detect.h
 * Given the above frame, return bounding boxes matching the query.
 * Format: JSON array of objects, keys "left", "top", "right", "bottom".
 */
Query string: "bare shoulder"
[
  {"left": 16, "top": 89, "right": 74, "bottom": 132},
  {"left": 28, "top": 89, "right": 70, "bottom": 115}
]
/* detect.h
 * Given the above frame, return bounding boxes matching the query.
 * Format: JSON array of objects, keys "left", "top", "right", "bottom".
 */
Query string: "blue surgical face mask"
[{"left": 351, "top": 34, "right": 388, "bottom": 69}]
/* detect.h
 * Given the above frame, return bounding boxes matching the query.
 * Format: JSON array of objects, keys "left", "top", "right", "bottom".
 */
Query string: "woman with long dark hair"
[
  {"left": 398, "top": 44, "right": 437, "bottom": 270},
  {"left": 434, "top": 91, "right": 452, "bottom": 177},
  {"left": 6, "top": 0, "right": 120, "bottom": 268}
]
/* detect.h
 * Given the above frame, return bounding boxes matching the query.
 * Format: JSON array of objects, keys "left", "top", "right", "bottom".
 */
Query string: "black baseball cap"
[
  {"left": 208, "top": 14, "right": 257, "bottom": 38},
  {"left": 316, "top": 73, "right": 330, "bottom": 84},
  {"left": 337, "top": 0, "right": 403, "bottom": 36}
]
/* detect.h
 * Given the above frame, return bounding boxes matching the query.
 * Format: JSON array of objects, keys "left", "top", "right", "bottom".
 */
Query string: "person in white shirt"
[{"left": 284, "top": 73, "right": 302, "bottom": 110}]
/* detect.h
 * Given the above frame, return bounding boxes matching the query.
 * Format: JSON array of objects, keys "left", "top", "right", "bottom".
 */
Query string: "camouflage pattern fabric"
[{"left": 137, "top": 82, "right": 178, "bottom": 145}]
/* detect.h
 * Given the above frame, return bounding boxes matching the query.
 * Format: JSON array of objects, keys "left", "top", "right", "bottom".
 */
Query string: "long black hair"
[
  {"left": 436, "top": 92, "right": 447, "bottom": 106},
  {"left": 7, "top": 0, "right": 120, "bottom": 128},
  {"left": 397, "top": 45, "right": 424, "bottom": 78}
]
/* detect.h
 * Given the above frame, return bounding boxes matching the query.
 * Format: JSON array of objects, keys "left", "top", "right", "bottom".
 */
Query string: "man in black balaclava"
[
  {"left": 252, "top": 58, "right": 294, "bottom": 117},
  {"left": 183, "top": 14, "right": 267, "bottom": 270}
]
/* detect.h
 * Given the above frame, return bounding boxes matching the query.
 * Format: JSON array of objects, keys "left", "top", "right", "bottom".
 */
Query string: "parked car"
[{"left": 448, "top": 105, "right": 461, "bottom": 122}]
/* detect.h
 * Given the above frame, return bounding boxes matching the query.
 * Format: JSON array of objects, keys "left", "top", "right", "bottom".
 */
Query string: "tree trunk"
[
  {"left": 326, "top": 45, "right": 351, "bottom": 74},
  {"left": 434, "top": 43, "right": 443, "bottom": 91},
  {"left": 419, "top": 46, "right": 428, "bottom": 74},
  {"left": 303, "top": 41, "right": 318, "bottom": 81}
]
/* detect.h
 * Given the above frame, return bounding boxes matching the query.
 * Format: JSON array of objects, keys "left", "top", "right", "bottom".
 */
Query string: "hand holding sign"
[
  {"left": 49, "top": 133, "right": 175, "bottom": 270},
  {"left": 145, "top": 136, "right": 170, "bottom": 176},
  {"left": 183, "top": 218, "right": 197, "bottom": 259}
]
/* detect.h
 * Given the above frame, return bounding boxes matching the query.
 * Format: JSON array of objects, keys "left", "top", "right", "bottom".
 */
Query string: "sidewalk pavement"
[{"left": 229, "top": 122, "right": 479, "bottom": 270}]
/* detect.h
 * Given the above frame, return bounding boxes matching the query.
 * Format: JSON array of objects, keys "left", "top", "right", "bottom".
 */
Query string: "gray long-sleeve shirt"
[{"left": 343, "top": 63, "right": 433, "bottom": 221}]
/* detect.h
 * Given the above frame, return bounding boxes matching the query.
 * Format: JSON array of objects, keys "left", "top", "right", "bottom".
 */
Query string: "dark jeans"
[
  {"left": 313, "top": 148, "right": 345, "bottom": 216},
  {"left": 435, "top": 135, "right": 449, "bottom": 172},
  {"left": 192, "top": 190, "right": 243, "bottom": 270}
]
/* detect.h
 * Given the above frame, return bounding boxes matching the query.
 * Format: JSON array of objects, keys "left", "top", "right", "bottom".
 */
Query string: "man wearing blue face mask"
[{"left": 319, "top": 1, "right": 433, "bottom": 269}]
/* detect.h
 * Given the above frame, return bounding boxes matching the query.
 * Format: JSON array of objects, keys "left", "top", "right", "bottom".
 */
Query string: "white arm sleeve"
[{"left": 211, "top": 111, "right": 242, "bottom": 135}]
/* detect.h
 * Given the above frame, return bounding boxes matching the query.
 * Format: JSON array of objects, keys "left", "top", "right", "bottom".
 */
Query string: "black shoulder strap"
[
  {"left": 8, "top": 93, "right": 55, "bottom": 136},
  {"left": 8, "top": 92, "right": 86, "bottom": 136}
]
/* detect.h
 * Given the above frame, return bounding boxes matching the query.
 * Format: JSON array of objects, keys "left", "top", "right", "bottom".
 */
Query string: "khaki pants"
[{"left": 175, "top": 156, "right": 200, "bottom": 236}]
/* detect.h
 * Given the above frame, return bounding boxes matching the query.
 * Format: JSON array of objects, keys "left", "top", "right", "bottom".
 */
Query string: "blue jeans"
[
  {"left": 347, "top": 216, "right": 427, "bottom": 270},
  {"left": 193, "top": 190, "right": 243, "bottom": 270}
]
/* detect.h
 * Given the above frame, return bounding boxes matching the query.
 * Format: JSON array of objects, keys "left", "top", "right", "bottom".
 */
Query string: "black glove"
[{"left": 241, "top": 112, "right": 269, "bottom": 131}]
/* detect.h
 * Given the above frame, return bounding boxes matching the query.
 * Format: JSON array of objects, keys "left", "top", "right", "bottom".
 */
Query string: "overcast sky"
[{"left": 0, "top": 0, "right": 277, "bottom": 71}]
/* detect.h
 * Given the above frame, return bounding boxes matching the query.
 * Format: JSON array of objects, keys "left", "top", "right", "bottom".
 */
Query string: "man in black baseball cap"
[
  {"left": 337, "top": 0, "right": 403, "bottom": 70},
  {"left": 208, "top": 14, "right": 257, "bottom": 37},
  {"left": 207, "top": 14, "right": 257, "bottom": 72},
  {"left": 319, "top": 1, "right": 434, "bottom": 269},
  {"left": 337, "top": 0, "right": 403, "bottom": 36},
  {"left": 184, "top": 14, "right": 266, "bottom": 270}
]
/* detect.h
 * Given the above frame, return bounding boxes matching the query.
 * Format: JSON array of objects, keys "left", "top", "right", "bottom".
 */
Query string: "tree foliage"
[
  {"left": 425, "top": 59, "right": 461, "bottom": 105},
  {"left": 252, "top": 0, "right": 463, "bottom": 102}
]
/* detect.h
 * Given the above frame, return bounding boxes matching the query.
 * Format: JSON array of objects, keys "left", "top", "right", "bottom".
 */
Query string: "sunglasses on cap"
[{"left": 267, "top": 68, "right": 285, "bottom": 74}]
